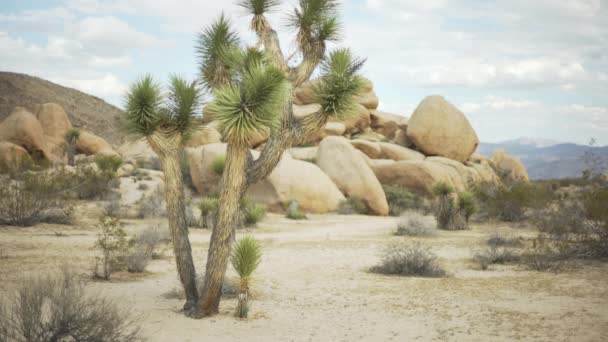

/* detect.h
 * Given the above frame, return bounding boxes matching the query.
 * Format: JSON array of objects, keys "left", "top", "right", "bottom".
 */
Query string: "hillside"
[
  {"left": 0, "top": 72, "right": 124, "bottom": 145},
  {"left": 478, "top": 139, "right": 608, "bottom": 180}
]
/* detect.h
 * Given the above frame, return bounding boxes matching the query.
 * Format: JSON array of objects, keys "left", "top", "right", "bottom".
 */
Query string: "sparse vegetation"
[
  {"left": 370, "top": 243, "right": 446, "bottom": 277},
  {"left": 395, "top": 212, "right": 436, "bottom": 237},
  {"left": 136, "top": 186, "right": 166, "bottom": 219},
  {"left": 474, "top": 181, "right": 551, "bottom": 222},
  {"left": 486, "top": 232, "right": 524, "bottom": 248},
  {"left": 94, "top": 155, "right": 123, "bottom": 176},
  {"left": 0, "top": 169, "right": 74, "bottom": 226},
  {"left": 199, "top": 197, "right": 219, "bottom": 228},
  {"left": 0, "top": 268, "right": 142, "bottom": 342},
  {"left": 286, "top": 200, "right": 307, "bottom": 220},
  {"left": 211, "top": 156, "right": 225, "bottom": 175},
  {"left": 231, "top": 236, "right": 262, "bottom": 318},
  {"left": 473, "top": 245, "right": 520, "bottom": 270},
  {"left": 383, "top": 185, "right": 421, "bottom": 216},
  {"left": 94, "top": 216, "right": 129, "bottom": 280},
  {"left": 241, "top": 198, "right": 266, "bottom": 227},
  {"left": 338, "top": 197, "right": 368, "bottom": 215}
]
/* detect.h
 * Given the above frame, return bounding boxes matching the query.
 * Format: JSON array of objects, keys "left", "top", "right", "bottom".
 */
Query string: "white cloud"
[{"left": 49, "top": 74, "right": 127, "bottom": 99}]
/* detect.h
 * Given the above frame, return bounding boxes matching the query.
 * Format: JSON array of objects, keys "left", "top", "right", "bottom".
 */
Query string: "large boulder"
[
  {"left": 427, "top": 156, "right": 484, "bottom": 187},
  {"left": 248, "top": 156, "right": 345, "bottom": 213},
  {"left": 288, "top": 147, "right": 318, "bottom": 162},
  {"left": 328, "top": 103, "right": 371, "bottom": 134},
  {"left": 369, "top": 110, "right": 407, "bottom": 139},
  {"left": 317, "top": 136, "right": 389, "bottom": 215},
  {"left": 35, "top": 103, "right": 73, "bottom": 159},
  {"left": 76, "top": 130, "right": 117, "bottom": 156},
  {"left": 0, "top": 141, "right": 30, "bottom": 167},
  {"left": 186, "top": 143, "right": 226, "bottom": 195},
  {"left": 0, "top": 107, "right": 53, "bottom": 160},
  {"left": 322, "top": 122, "right": 346, "bottom": 137},
  {"left": 118, "top": 139, "right": 159, "bottom": 169},
  {"left": 491, "top": 150, "right": 529, "bottom": 182},
  {"left": 372, "top": 160, "right": 466, "bottom": 196},
  {"left": 377, "top": 142, "right": 425, "bottom": 161},
  {"left": 189, "top": 143, "right": 345, "bottom": 213},
  {"left": 355, "top": 90, "right": 379, "bottom": 110},
  {"left": 407, "top": 96, "right": 479, "bottom": 162},
  {"left": 185, "top": 126, "right": 222, "bottom": 148},
  {"left": 350, "top": 139, "right": 382, "bottom": 159},
  {"left": 293, "top": 103, "right": 321, "bottom": 118},
  {"left": 392, "top": 129, "right": 414, "bottom": 148}
]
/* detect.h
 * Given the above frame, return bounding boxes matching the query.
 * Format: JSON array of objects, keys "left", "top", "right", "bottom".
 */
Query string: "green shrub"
[
  {"left": 231, "top": 236, "right": 262, "bottom": 318},
  {"left": 474, "top": 181, "right": 551, "bottom": 222},
  {"left": 285, "top": 199, "right": 307, "bottom": 220},
  {"left": 458, "top": 191, "right": 477, "bottom": 222},
  {"left": 370, "top": 243, "right": 446, "bottom": 277},
  {"left": 338, "top": 197, "right": 368, "bottom": 215},
  {"left": 74, "top": 165, "right": 116, "bottom": 200},
  {"left": 211, "top": 156, "right": 225, "bottom": 175},
  {"left": 383, "top": 185, "right": 421, "bottom": 216},
  {"left": 242, "top": 201, "right": 266, "bottom": 227},
  {"left": 95, "top": 155, "right": 123, "bottom": 175},
  {"left": 199, "top": 197, "right": 219, "bottom": 228}
]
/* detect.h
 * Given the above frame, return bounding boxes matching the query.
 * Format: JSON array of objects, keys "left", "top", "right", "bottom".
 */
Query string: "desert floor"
[{"left": 1, "top": 213, "right": 607, "bottom": 341}]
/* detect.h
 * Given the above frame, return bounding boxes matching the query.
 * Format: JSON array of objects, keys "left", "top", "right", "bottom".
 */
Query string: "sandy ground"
[{"left": 1, "top": 213, "right": 607, "bottom": 342}]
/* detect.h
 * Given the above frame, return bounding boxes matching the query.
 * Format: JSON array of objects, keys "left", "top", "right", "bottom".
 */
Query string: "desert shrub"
[
  {"left": 136, "top": 186, "right": 166, "bottom": 219},
  {"left": 94, "top": 155, "right": 123, "bottom": 175},
  {"left": 486, "top": 232, "right": 524, "bottom": 248},
  {"left": 458, "top": 191, "right": 477, "bottom": 222},
  {"left": 474, "top": 181, "right": 551, "bottom": 222},
  {"left": 0, "top": 170, "right": 74, "bottom": 226},
  {"left": 395, "top": 212, "right": 436, "bottom": 236},
  {"left": 199, "top": 197, "right": 219, "bottom": 228},
  {"left": 211, "top": 156, "right": 225, "bottom": 175},
  {"left": 0, "top": 268, "right": 141, "bottom": 342},
  {"left": 521, "top": 234, "right": 566, "bottom": 272},
  {"left": 126, "top": 247, "right": 150, "bottom": 273},
  {"left": 383, "top": 185, "right": 421, "bottom": 216},
  {"left": 94, "top": 216, "right": 129, "bottom": 280},
  {"left": 338, "top": 197, "right": 368, "bottom": 215},
  {"left": 370, "top": 243, "right": 446, "bottom": 277},
  {"left": 137, "top": 183, "right": 149, "bottom": 191},
  {"left": 126, "top": 225, "right": 169, "bottom": 272},
  {"left": 243, "top": 203, "right": 266, "bottom": 227},
  {"left": 73, "top": 165, "right": 116, "bottom": 200},
  {"left": 431, "top": 183, "right": 472, "bottom": 230},
  {"left": 473, "top": 245, "right": 520, "bottom": 270},
  {"left": 99, "top": 198, "right": 122, "bottom": 218},
  {"left": 286, "top": 199, "right": 307, "bottom": 220}
]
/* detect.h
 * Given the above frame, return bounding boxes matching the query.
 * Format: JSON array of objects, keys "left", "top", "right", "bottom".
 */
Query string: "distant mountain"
[
  {"left": 478, "top": 138, "right": 608, "bottom": 180},
  {"left": 0, "top": 72, "right": 124, "bottom": 145}
]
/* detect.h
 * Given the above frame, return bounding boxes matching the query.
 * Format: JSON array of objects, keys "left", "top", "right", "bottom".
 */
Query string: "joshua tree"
[
  {"left": 192, "top": 0, "right": 366, "bottom": 317},
  {"left": 123, "top": 75, "right": 202, "bottom": 310},
  {"left": 64, "top": 128, "right": 80, "bottom": 166},
  {"left": 231, "top": 236, "right": 262, "bottom": 318},
  {"left": 124, "top": 0, "right": 365, "bottom": 317}
]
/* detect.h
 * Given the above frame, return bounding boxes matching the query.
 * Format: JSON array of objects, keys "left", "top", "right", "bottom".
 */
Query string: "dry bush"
[
  {"left": 370, "top": 243, "right": 446, "bottom": 277},
  {"left": 473, "top": 245, "right": 520, "bottom": 270},
  {"left": 136, "top": 186, "right": 166, "bottom": 219},
  {"left": 486, "top": 232, "right": 524, "bottom": 248},
  {"left": 0, "top": 268, "right": 141, "bottom": 342},
  {"left": 0, "top": 170, "right": 74, "bottom": 227},
  {"left": 93, "top": 216, "right": 129, "bottom": 280},
  {"left": 521, "top": 234, "right": 566, "bottom": 272},
  {"left": 99, "top": 198, "right": 122, "bottom": 218},
  {"left": 395, "top": 212, "right": 437, "bottom": 237},
  {"left": 285, "top": 199, "right": 307, "bottom": 220}
]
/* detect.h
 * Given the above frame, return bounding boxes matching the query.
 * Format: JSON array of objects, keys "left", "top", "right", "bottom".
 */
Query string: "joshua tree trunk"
[
  {"left": 148, "top": 132, "right": 198, "bottom": 310},
  {"left": 67, "top": 143, "right": 75, "bottom": 166},
  {"left": 193, "top": 142, "right": 249, "bottom": 317},
  {"left": 236, "top": 278, "right": 250, "bottom": 318}
]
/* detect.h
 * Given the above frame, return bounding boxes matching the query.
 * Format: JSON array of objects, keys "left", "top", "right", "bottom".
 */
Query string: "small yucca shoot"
[{"left": 231, "top": 236, "right": 262, "bottom": 318}]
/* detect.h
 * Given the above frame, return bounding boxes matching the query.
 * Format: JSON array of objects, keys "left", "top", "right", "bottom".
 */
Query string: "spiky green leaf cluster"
[
  {"left": 196, "top": 14, "right": 241, "bottom": 90},
  {"left": 123, "top": 75, "right": 202, "bottom": 139},
  {"left": 312, "top": 48, "right": 366, "bottom": 119},
  {"left": 432, "top": 182, "right": 454, "bottom": 197},
  {"left": 238, "top": 0, "right": 281, "bottom": 15},
  {"left": 64, "top": 128, "right": 80, "bottom": 144},
  {"left": 165, "top": 75, "right": 203, "bottom": 140},
  {"left": 207, "top": 61, "right": 290, "bottom": 144},
  {"left": 124, "top": 75, "right": 163, "bottom": 137},
  {"left": 289, "top": 0, "right": 340, "bottom": 56},
  {"left": 231, "top": 236, "right": 262, "bottom": 278}
]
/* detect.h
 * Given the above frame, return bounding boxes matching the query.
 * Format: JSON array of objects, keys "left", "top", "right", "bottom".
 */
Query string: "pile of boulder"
[
  {"left": 0, "top": 103, "right": 118, "bottom": 165},
  {"left": 1, "top": 79, "right": 529, "bottom": 217}
]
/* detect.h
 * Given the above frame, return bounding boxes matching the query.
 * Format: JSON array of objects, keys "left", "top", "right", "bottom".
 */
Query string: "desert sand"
[{"left": 1, "top": 213, "right": 607, "bottom": 341}]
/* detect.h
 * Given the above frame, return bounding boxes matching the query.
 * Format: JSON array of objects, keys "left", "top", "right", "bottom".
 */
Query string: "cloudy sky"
[{"left": 1, "top": 0, "right": 607, "bottom": 145}]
